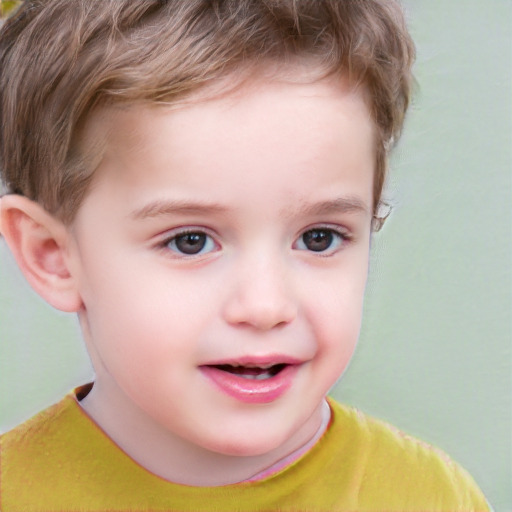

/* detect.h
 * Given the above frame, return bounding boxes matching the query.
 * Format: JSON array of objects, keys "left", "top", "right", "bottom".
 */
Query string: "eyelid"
[{"left": 298, "top": 223, "right": 352, "bottom": 239}]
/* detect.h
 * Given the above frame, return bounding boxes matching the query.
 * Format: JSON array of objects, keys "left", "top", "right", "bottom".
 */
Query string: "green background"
[{"left": 1, "top": 1, "right": 510, "bottom": 509}]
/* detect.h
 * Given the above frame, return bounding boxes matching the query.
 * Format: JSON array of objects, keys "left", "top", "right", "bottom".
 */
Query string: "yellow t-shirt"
[{"left": 1, "top": 386, "right": 489, "bottom": 511}]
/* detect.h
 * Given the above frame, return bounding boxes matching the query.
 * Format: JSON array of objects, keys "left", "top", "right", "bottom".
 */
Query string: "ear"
[{"left": 0, "top": 195, "right": 82, "bottom": 312}]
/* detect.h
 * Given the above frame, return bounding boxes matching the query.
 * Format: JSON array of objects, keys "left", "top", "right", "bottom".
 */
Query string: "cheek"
[
  {"left": 316, "top": 295, "right": 363, "bottom": 355},
  {"left": 311, "top": 298, "right": 363, "bottom": 391},
  {"left": 306, "top": 262, "right": 367, "bottom": 359},
  {"left": 81, "top": 262, "right": 222, "bottom": 369}
]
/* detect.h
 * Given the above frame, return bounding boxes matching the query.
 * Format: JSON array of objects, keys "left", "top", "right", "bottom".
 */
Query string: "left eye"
[
  {"left": 165, "top": 231, "right": 217, "bottom": 256},
  {"left": 294, "top": 228, "right": 346, "bottom": 254}
]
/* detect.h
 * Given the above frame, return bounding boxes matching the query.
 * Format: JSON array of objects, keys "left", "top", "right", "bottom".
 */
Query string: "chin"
[{"left": 203, "top": 430, "right": 287, "bottom": 458}]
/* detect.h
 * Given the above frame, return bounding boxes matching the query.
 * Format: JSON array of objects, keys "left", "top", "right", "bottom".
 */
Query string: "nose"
[{"left": 222, "top": 255, "right": 298, "bottom": 331}]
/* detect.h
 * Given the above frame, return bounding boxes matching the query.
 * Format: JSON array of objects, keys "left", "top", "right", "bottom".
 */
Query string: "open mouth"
[{"left": 211, "top": 363, "right": 288, "bottom": 380}]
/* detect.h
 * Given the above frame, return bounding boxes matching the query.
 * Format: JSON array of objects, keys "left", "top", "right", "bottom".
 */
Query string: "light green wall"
[{"left": 0, "top": 1, "right": 510, "bottom": 509}]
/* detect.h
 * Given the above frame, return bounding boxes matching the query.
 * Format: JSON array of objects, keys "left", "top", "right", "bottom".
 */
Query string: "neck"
[{"left": 78, "top": 378, "right": 329, "bottom": 486}]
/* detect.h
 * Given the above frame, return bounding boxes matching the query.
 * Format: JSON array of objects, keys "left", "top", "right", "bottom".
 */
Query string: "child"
[{"left": 0, "top": 0, "right": 491, "bottom": 510}]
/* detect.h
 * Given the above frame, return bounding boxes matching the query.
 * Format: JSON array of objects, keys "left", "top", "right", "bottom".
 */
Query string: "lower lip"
[{"left": 200, "top": 364, "right": 299, "bottom": 404}]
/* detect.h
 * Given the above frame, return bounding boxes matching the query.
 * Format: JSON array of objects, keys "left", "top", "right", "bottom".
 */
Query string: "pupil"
[
  {"left": 303, "top": 230, "right": 332, "bottom": 252},
  {"left": 175, "top": 233, "right": 206, "bottom": 254}
]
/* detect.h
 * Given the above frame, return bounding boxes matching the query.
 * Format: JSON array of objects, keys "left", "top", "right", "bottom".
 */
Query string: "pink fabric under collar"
[{"left": 242, "top": 399, "right": 332, "bottom": 483}]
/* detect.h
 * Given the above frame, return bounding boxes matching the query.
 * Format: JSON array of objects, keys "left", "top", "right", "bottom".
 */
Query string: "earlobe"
[{"left": 0, "top": 195, "right": 83, "bottom": 312}]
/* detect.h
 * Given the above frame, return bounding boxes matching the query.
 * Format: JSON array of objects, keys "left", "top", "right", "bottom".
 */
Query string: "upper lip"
[{"left": 200, "top": 354, "right": 304, "bottom": 368}]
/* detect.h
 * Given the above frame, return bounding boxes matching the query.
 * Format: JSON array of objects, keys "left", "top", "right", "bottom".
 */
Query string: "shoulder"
[
  {"left": 0, "top": 386, "right": 107, "bottom": 510},
  {"left": 324, "top": 398, "right": 490, "bottom": 511},
  {"left": 1, "top": 391, "right": 80, "bottom": 474},
  {"left": 1, "top": 386, "right": 92, "bottom": 460},
  {"left": 2, "top": 393, "right": 75, "bottom": 445}
]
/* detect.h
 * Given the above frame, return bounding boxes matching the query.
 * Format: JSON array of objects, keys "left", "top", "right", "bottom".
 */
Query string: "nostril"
[
  {"left": 221, "top": 272, "right": 297, "bottom": 330},
  {"left": 228, "top": 307, "right": 296, "bottom": 331}
]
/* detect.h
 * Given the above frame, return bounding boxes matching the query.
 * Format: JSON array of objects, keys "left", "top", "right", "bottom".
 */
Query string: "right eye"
[
  {"left": 164, "top": 231, "right": 217, "bottom": 256},
  {"left": 294, "top": 227, "right": 349, "bottom": 255}
]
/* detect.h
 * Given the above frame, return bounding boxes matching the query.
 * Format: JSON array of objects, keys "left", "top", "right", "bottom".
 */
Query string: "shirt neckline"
[{"left": 71, "top": 382, "right": 336, "bottom": 489}]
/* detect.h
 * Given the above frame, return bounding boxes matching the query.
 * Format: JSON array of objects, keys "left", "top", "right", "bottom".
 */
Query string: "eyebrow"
[
  {"left": 130, "top": 199, "right": 229, "bottom": 220},
  {"left": 130, "top": 196, "right": 369, "bottom": 221},
  {"left": 288, "top": 196, "right": 370, "bottom": 218}
]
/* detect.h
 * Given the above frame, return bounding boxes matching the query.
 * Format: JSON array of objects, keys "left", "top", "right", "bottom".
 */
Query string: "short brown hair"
[{"left": 0, "top": 0, "right": 415, "bottom": 223}]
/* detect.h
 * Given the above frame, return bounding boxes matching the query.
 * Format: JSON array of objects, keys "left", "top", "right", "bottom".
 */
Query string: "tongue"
[{"left": 232, "top": 366, "right": 268, "bottom": 375}]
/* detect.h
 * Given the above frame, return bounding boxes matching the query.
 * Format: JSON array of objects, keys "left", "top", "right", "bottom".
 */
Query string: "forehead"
[{"left": 77, "top": 75, "right": 375, "bottom": 221}]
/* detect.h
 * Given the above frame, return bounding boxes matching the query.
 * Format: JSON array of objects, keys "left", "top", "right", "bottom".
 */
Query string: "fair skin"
[{"left": 1, "top": 75, "right": 375, "bottom": 486}]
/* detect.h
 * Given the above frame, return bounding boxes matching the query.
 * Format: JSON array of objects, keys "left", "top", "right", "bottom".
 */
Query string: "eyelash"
[{"left": 157, "top": 225, "right": 352, "bottom": 258}]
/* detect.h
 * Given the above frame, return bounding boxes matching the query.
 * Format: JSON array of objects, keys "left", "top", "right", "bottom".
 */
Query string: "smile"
[
  {"left": 199, "top": 359, "right": 301, "bottom": 403},
  {"left": 213, "top": 363, "right": 287, "bottom": 380}
]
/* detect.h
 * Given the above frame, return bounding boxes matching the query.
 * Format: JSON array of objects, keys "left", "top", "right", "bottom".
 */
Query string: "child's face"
[{"left": 68, "top": 77, "right": 375, "bottom": 456}]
